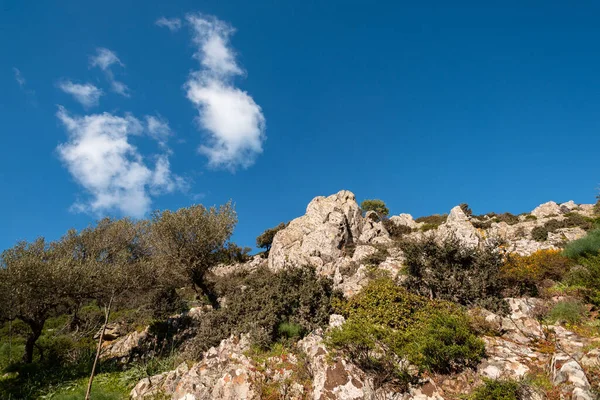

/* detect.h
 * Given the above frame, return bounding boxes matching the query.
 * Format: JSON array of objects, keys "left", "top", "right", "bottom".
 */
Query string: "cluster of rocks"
[{"left": 125, "top": 190, "right": 598, "bottom": 399}]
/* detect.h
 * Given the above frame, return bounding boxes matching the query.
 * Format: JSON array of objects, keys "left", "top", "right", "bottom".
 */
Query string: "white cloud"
[
  {"left": 13, "top": 67, "right": 26, "bottom": 87},
  {"left": 56, "top": 107, "right": 184, "bottom": 217},
  {"left": 156, "top": 17, "right": 182, "bottom": 32},
  {"left": 58, "top": 81, "right": 103, "bottom": 108},
  {"left": 89, "top": 48, "right": 123, "bottom": 70},
  {"left": 89, "top": 47, "right": 130, "bottom": 97},
  {"left": 184, "top": 14, "right": 266, "bottom": 170},
  {"left": 145, "top": 115, "right": 172, "bottom": 147}
]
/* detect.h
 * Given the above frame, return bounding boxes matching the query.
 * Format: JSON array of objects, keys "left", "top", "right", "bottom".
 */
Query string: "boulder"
[{"left": 268, "top": 190, "right": 362, "bottom": 271}]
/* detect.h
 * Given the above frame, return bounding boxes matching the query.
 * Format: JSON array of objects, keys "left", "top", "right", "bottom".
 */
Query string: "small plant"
[
  {"left": 492, "top": 213, "right": 520, "bottom": 225},
  {"left": 469, "top": 378, "right": 531, "bottom": 400},
  {"left": 277, "top": 321, "right": 303, "bottom": 340},
  {"left": 546, "top": 300, "right": 587, "bottom": 325},
  {"left": 256, "top": 222, "right": 287, "bottom": 253},
  {"left": 382, "top": 219, "right": 412, "bottom": 239},
  {"left": 524, "top": 214, "right": 538, "bottom": 221}
]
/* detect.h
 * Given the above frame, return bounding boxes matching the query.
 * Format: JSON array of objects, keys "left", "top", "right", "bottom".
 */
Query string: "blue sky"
[{"left": 1, "top": 0, "right": 600, "bottom": 252}]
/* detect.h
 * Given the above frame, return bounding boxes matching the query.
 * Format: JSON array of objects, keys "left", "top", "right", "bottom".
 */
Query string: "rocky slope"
[{"left": 116, "top": 190, "right": 599, "bottom": 399}]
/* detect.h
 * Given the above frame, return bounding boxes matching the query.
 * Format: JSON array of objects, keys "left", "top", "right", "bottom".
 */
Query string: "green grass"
[{"left": 545, "top": 300, "right": 587, "bottom": 325}]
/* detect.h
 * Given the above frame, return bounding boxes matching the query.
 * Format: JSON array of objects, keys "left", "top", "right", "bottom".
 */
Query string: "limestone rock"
[
  {"left": 560, "top": 200, "right": 578, "bottom": 213},
  {"left": 531, "top": 201, "right": 562, "bottom": 218},
  {"left": 358, "top": 211, "right": 391, "bottom": 245},
  {"left": 437, "top": 206, "right": 481, "bottom": 248},
  {"left": 390, "top": 213, "right": 417, "bottom": 229},
  {"left": 268, "top": 190, "right": 362, "bottom": 271}
]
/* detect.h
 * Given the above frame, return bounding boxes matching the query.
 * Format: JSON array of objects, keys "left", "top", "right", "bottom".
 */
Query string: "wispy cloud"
[
  {"left": 145, "top": 115, "right": 172, "bottom": 148},
  {"left": 156, "top": 17, "right": 182, "bottom": 32},
  {"left": 184, "top": 14, "right": 266, "bottom": 170},
  {"left": 89, "top": 48, "right": 130, "bottom": 97},
  {"left": 58, "top": 81, "right": 103, "bottom": 108},
  {"left": 56, "top": 107, "right": 185, "bottom": 217},
  {"left": 13, "top": 67, "right": 26, "bottom": 87}
]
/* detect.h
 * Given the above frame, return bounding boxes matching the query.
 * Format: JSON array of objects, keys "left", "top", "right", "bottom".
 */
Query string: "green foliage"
[
  {"left": 489, "top": 212, "right": 520, "bottom": 225},
  {"left": 382, "top": 219, "right": 412, "bottom": 239},
  {"left": 399, "top": 235, "right": 508, "bottom": 313},
  {"left": 469, "top": 378, "right": 529, "bottom": 400},
  {"left": 149, "top": 202, "right": 238, "bottom": 308},
  {"left": 360, "top": 199, "right": 390, "bottom": 217},
  {"left": 360, "top": 247, "right": 389, "bottom": 267},
  {"left": 406, "top": 312, "right": 485, "bottom": 374},
  {"left": 565, "top": 254, "right": 600, "bottom": 306},
  {"left": 328, "top": 278, "right": 485, "bottom": 391},
  {"left": 531, "top": 226, "right": 548, "bottom": 242},
  {"left": 277, "top": 322, "right": 304, "bottom": 340},
  {"left": 150, "top": 287, "right": 187, "bottom": 320},
  {"left": 563, "top": 229, "right": 600, "bottom": 259},
  {"left": 188, "top": 267, "right": 338, "bottom": 357},
  {"left": 255, "top": 222, "right": 286, "bottom": 252},
  {"left": 415, "top": 214, "right": 448, "bottom": 228},
  {"left": 545, "top": 300, "right": 587, "bottom": 325}
]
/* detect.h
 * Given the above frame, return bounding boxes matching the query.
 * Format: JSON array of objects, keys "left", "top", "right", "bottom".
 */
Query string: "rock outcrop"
[{"left": 268, "top": 190, "right": 362, "bottom": 271}]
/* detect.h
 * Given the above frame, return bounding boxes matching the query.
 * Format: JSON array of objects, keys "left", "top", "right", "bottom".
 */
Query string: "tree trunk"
[
  {"left": 23, "top": 321, "right": 43, "bottom": 364},
  {"left": 85, "top": 295, "right": 113, "bottom": 400},
  {"left": 197, "top": 280, "right": 219, "bottom": 309}
]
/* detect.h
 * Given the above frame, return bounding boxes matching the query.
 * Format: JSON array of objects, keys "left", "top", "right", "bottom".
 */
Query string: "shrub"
[
  {"left": 399, "top": 236, "right": 508, "bottom": 313},
  {"left": 328, "top": 278, "right": 484, "bottom": 390},
  {"left": 469, "top": 378, "right": 530, "bottom": 400},
  {"left": 360, "top": 247, "right": 389, "bottom": 267},
  {"left": 415, "top": 214, "right": 448, "bottom": 226},
  {"left": 188, "top": 267, "right": 338, "bottom": 356},
  {"left": 563, "top": 229, "right": 600, "bottom": 259},
  {"left": 531, "top": 226, "right": 548, "bottom": 242},
  {"left": 256, "top": 222, "right": 287, "bottom": 252},
  {"left": 460, "top": 203, "right": 473, "bottom": 216},
  {"left": 472, "top": 219, "right": 493, "bottom": 229},
  {"left": 360, "top": 199, "right": 389, "bottom": 217},
  {"left": 492, "top": 213, "right": 520, "bottom": 225},
  {"left": 524, "top": 214, "right": 538, "bottom": 221},
  {"left": 382, "top": 219, "right": 412, "bottom": 239},
  {"left": 545, "top": 300, "right": 587, "bottom": 325},
  {"left": 501, "top": 250, "right": 574, "bottom": 296},
  {"left": 565, "top": 254, "right": 600, "bottom": 306}
]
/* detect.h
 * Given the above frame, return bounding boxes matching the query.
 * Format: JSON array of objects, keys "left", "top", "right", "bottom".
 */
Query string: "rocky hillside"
[{"left": 102, "top": 191, "right": 599, "bottom": 400}]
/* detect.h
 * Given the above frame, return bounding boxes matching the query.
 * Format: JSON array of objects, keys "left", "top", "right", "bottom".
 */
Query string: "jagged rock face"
[
  {"left": 390, "top": 213, "right": 417, "bottom": 229},
  {"left": 531, "top": 201, "right": 562, "bottom": 218},
  {"left": 437, "top": 206, "right": 481, "bottom": 248},
  {"left": 268, "top": 190, "right": 363, "bottom": 271},
  {"left": 358, "top": 211, "right": 392, "bottom": 245}
]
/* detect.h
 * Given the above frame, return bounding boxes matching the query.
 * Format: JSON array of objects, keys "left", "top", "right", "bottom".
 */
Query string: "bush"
[
  {"left": 399, "top": 236, "right": 508, "bottom": 313},
  {"left": 545, "top": 300, "right": 587, "bottom": 325},
  {"left": 470, "top": 378, "right": 530, "bottom": 400},
  {"left": 501, "top": 250, "right": 574, "bottom": 296},
  {"left": 565, "top": 254, "right": 600, "bottom": 306},
  {"left": 415, "top": 214, "right": 448, "bottom": 227},
  {"left": 360, "top": 247, "right": 389, "bottom": 267},
  {"left": 256, "top": 222, "right": 287, "bottom": 252},
  {"left": 460, "top": 203, "right": 473, "bottom": 216},
  {"left": 328, "top": 278, "right": 484, "bottom": 390},
  {"left": 531, "top": 226, "right": 548, "bottom": 242},
  {"left": 188, "top": 267, "right": 338, "bottom": 356},
  {"left": 382, "top": 219, "right": 412, "bottom": 239},
  {"left": 360, "top": 199, "right": 389, "bottom": 217},
  {"left": 491, "top": 213, "right": 520, "bottom": 225},
  {"left": 563, "top": 229, "right": 600, "bottom": 259}
]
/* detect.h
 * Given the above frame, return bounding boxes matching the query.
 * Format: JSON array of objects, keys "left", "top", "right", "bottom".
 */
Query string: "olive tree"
[
  {"left": 149, "top": 202, "right": 237, "bottom": 308},
  {"left": 360, "top": 199, "right": 389, "bottom": 217},
  {"left": 0, "top": 238, "right": 72, "bottom": 363},
  {"left": 256, "top": 222, "right": 286, "bottom": 252}
]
